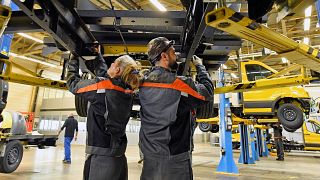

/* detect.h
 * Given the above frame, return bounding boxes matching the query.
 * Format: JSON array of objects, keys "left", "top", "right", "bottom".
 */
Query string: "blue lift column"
[
  {"left": 238, "top": 123, "right": 255, "bottom": 164},
  {"left": 251, "top": 125, "right": 259, "bottom": 161},
  {"left": 0, "top": 1, "right": 18, "bottom": 58},
  {"left": 262, "top": 129, "right": 269, "bottom": 157},
  {"left": 216, "top": 69, "right": 238, "bottom": 174},
  {"left": 256, "top": 128, "right": 269, "bottom": 157},
  {"left": 316, "top": 1, "right": 320, "bottom": 24}
]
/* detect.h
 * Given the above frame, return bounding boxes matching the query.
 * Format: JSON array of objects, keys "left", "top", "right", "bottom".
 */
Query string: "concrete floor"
[{"left": 1, "top": 143, "right": 320, "bottom": 180}]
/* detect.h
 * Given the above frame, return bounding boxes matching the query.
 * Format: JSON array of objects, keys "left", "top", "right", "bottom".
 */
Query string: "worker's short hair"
[{"left": 147, "top": 37, "right": 174, "bottom": 65}]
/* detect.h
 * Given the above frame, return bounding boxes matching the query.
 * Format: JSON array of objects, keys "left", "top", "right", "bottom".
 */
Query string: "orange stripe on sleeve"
[
  {"left": 76, "top": 79, "right": 133, "bottom": 94},
  {"left": 141, "top": 79, "right": 205, "bottom": 100}
]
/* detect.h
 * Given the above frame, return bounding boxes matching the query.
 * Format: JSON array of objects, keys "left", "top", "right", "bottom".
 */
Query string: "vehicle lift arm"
[{"left": 205, "top": 7, "right": 320, "bottom": 74}]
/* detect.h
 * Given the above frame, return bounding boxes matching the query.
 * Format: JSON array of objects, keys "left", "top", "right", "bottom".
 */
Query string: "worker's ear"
[
  {"left": 161, "top": 52, "right": 169, "bottom": 61},
  {"left": 115, "top": 66, "right": 121, "bottom": 76}
]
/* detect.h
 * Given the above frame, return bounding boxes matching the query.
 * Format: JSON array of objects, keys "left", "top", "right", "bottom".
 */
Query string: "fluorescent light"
[
  {"left": 231, "top": 73, "right": 238, "bottom": 78},
  {"left": 17, "top": 33, "right": 44, "bottom": 43},
  {"left": 305, "top": 5, "right": 312, "bottom": 17},
  {"left": 317, "top": 22, "right": 319, "bottom": 28},
  {"left": 222, "top": 64, "right": 228, "bottom": 69},
  {"left": 150, "top": 0, "right": 167, "bottom": 11},
  {"left": 281, "top": 57, "right": 288, "bottom": 63},
  {"left": 303, "top": 37, "right": 310, "bottom": 45},
  {"left": 304, "top": 18, "right": 310, "bottom": 31},
  {"left": 10, "top": 52, "right": 57, "bottom": 67}
]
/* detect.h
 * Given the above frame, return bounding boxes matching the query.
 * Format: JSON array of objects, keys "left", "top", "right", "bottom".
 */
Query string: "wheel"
[
  {"left": 75, "top": 73, "right": 90, "bottom": 117},
  {"left": 210, "top": 124, "right": 219, "bottom": 133},
  {"left": 0, "top": 140, "right": 23, "bottom": 173},
  {"left": 282, "top": 125, "right": 297, "bottom": 133},
  {"left": 232, "top": 142, "right": 240, "bottom": 149},
  {"left": 199, "top": 122, "right": 212, "bottom": 132},
  {"left": 277, "top": 103, "right": 304, "bottom": 130}
]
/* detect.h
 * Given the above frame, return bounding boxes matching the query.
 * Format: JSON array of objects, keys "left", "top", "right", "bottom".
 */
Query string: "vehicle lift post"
[
  {"left": 252, "top": 126, "right": 259, "bottom": 161},
  {"left": 256, "top": 128, "right": 269, "bottom": 157},
  {"left": 238, "top": 123, "right": 255, "bottom": 164},
  {"left": 216, "top": 69, "right": 238, "bottom": 174}
]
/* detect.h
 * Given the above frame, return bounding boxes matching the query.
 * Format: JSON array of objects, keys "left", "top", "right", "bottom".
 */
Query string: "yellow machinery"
[
  {"left": 0, "top": 58, "right": 67, "bottom": 90},
  {"left": 302, "top": 119, "right": 320, "bottom": 151},
  {"left": 198, "top": 60, "right": 311, "bottom": 131},
  {"left": 206, "top": 7, "right": 320, "bottom": 74},
  {"left": 0, "top": 110, "right": 57, "bottom": 173}
]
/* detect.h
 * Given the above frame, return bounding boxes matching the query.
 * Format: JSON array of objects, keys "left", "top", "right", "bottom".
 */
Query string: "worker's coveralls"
[
  {"left": 67, "top": 55, "right": 133, "bottom": 180},
  {"left": 273, "top": 125, "right": 284, "bottom": 160},
  {"left": 139, "top": 64, "right": 214, "bottom": 180}
]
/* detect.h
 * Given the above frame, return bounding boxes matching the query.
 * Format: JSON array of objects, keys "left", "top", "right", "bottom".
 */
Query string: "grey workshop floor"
[{"left": 1, "top": 143, "right": 320, "bottom": 180}]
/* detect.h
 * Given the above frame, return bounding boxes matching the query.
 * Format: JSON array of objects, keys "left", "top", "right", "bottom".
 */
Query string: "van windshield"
[{"left": 245, "top": 64, "right": 273, "bottom": 81}]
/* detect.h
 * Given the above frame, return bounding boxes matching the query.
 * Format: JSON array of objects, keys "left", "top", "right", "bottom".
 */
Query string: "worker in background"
[
  {"left": 67, "top": 43, "right": 141, "bottom": 180},
  {"left": 58, "top": 113, "right": 78, "bottom": 164},
  {"left": 273, "top": 124, "right": 284, "bottom": 161},
  {"left": 139, "top": 37, "right": 214, "bottom": 180}
]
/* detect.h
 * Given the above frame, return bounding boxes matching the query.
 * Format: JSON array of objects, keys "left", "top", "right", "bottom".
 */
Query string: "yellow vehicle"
[
  {"left": 302, "top": 119, "right": 320, "bottom": 151},
  {"left": 237, "top": 60, "right": 310, "bottom": 131},
  {"left": 0, "top": 111, "right": 57, "bottom": 173},
  {"left": 198, "top": 60, "right": 311, "bottom": 132},
  {"left": 231, "top": 126, "right": 241, "bottom": 149}
]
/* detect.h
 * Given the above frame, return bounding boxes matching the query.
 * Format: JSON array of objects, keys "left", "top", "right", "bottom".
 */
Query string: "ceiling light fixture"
[
  {"left": 303, "top": 37, "right": 310, "bottom": 45},
  {"left": 149, "top": 0, "right": 167, "bottom": 11},
  {"left": 17, "top": 33, "right": 44, "bottom": 43},
  {"left": 305, "top": 5, "right": 312, "bottom": 17},
  {"left": 304, "top": 18, "right": 311, "bottom": 31},
  {"left": 10, "top": 52, "right": 57, "bottom": 67},
  {"left": 281, "top": 57, "right": 288, "bottom": 63}
]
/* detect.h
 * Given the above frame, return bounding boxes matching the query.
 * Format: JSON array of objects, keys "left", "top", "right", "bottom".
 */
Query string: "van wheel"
[
  {"left": 232, "top": 142, "right": 240, "bottom": 149},
  {"left": 277, "top": 103, "right": 303, "bottom": 130},
  {"left": 0, "top": 140, "right": 23, "bottom": 173},
  {"left": 210, "top": 124, "right": 219, "bottom": 133},
  {"left": 75, "top": 73, "right": 89, "bottom": 117},
  {"left": 282, "top": 125, "right": 297, "bottom": 133},
  {"left": 199, "top": 122, "right": 212, "bottom": 132}
]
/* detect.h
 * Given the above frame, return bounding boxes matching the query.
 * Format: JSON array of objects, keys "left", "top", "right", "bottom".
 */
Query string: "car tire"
[
  {"left": 210, "top": 124, "right": 219, "bottom": 133},
  {"left": 282, "top": 125, "right": 298, "bottom": 133},
  {"left": 232, "top": 142, "right": 240, "bottom": 149},
  {"left": 199, "top": 122, "right": 212, "bottom": 132},
  {"left": 277, "top": 103, "right": 304, "bottom": 130},
  {"left": 0, "top": 140, "right": 23, "bottom": 173}
]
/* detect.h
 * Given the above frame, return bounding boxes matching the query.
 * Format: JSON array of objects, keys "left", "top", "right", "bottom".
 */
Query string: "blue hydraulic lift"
[
  {"left": 0, "top": 0, "right": 18, "bottom": 58},
  {"left": 256, "top": 128, "right": 269, "bottom": 157},
  {"left": 216, "top": 69, "right": 238, "bottom": 174},
  {"left": 238, "top": 124, "right": 255, "bottom": 164}
]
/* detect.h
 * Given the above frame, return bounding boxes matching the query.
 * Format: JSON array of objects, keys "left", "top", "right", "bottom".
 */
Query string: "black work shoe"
[
  {"left": 63, "top": 160, "right": 71, "bottom": 164},
  {"left": 276, "top": 157, "right": 284, "bottom": 161}
]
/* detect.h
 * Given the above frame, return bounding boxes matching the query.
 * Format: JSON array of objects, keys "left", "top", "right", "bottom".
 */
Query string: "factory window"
[
  {"left": 44, "top": 88, "right": 50, "bottom": 99},
  {"left": 56, "top": 90, "right": 64, "bottom": 98},
  {"left": 78, "top": 116, "right": 87, "bottom": 122},
  {"left": 64, "top": 90, "right": 74, "bottom": 98},
  {"left": 245, "top": 64, "right": 273, "bottom": 81}
]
